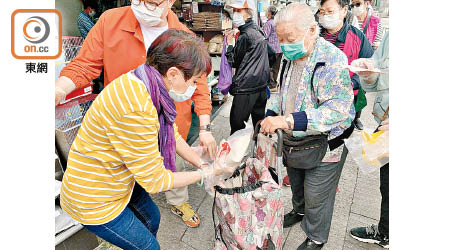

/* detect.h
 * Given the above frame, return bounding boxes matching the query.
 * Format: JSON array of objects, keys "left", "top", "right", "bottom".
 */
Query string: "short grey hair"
[
  {"left": 244, "top": 8, "right": 254, "bottom": 17},
  {"left": 274, "top": 3, "right": 320, "bottom": 37}
]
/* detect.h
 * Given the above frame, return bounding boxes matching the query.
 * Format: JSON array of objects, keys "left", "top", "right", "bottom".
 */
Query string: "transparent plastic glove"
[
  {"left": 198, "top": 131, "right": 217, "bottom": 159},
  {"left": 350, "top": 58, "right": 379, "bottom": 83},
  {"left": 378, "top": 118, "right": 389, "bottom": 131},
  {"left": 203, "top": 160, "right": 238, "bottom": 195}
]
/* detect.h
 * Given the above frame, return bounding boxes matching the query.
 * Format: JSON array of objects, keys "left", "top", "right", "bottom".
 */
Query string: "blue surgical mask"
[
  {"left": 280, "top": 32, "right": 309, "bottom": 61},
  {"left": 169, "top": 82, "right": 197, "bottom": 102}
]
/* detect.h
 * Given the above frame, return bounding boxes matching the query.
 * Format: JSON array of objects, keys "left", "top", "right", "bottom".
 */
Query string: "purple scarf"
[{"left": 133, "top": 64, "right": 177, "bottom": 172}]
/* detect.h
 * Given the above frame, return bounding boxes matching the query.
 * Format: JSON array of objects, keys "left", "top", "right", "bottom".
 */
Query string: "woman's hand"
[
  {"left": 199, "top": 132, "right": 217, "bottom": 159},
  {"left": 260, "top": 115, "right": 289, "bottom": 134},
  {"left": 224, "top": 29, "right": 235, "bottom": 44},
  {"left": 350, "top": 58, "right": 379, "bottom": 83},
  {"left": 379, "top": 118, "right": 389, "bottom": 131},
  {"left": 209, "top": 161, "right": 236, "bottom": 176}
]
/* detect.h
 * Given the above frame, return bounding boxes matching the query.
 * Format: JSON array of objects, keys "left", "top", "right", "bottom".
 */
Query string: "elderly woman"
[
  {"left": 260, "top": 3, "right": 354, "bottom": 250},
  {"left": 59, "top": 30, "right": 236, "bottom": 250}
]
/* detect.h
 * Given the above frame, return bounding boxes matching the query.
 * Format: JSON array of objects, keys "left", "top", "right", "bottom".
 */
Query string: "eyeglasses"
[
  {"left": 137, "top": 0, "right": 167, "bottom": 11},
  {"left": 319, "top": 8, "right": 339, "bottom": 16},
  {"left": 350, "top": 2, "right": 362, "bottom": 8}
]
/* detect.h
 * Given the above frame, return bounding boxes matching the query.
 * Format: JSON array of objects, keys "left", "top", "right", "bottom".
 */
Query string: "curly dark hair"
[
  {"left": 146, "top": 30, "right": 212, "bottom": 80},
  {"left": 83, "top": 0, "right": 98, "bottom": 10}
]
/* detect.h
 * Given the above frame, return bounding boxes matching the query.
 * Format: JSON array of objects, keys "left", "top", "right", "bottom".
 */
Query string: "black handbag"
[{"left": 281, "top": 62, "right": 328, "bottom": 169}]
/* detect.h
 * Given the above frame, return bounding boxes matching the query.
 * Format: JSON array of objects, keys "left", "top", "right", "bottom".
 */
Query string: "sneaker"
[
  {"left": 171, "top": 202, "right": 201, "bottom": 228},
  {"left": 283, "top": 209, "right": 304, "bottom": 228},
  {"left": 350, "top": 224, "right": 389, "bottom": 248},
  {"left": 354, "top": 118, "right": 364, "bottom": 130},
  {"left": 297, "top": 238, "right": 324, "bottom": 250},
  {"left": 283, "top": 176, "right": 291, "bottom": 187}
]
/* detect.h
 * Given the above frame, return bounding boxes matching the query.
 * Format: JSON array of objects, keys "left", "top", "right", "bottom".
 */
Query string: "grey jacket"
[{"left": 360, "top": 31, "right": 389, "bottom": 125}]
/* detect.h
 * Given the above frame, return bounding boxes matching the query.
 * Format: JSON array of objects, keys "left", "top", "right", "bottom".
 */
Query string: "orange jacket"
[{"left": 60, "top": 7, "right": 212, "bottom": 140}]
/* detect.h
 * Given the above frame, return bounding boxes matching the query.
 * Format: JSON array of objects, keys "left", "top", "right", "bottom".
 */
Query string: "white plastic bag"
[
  {"left": 344, "top": 130, "right": 389, "bottom": 174},
  {"left": 193, "top": 122, "right": 253, "bottom": 194}
]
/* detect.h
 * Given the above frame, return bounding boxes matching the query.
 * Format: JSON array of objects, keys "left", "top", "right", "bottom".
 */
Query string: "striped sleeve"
[
  {"left": 374, "top": 22, "right": 384, "bottom": 45},
  {"left": 77, "top": 13, "right": 94, "bottom": 38},
  {"left": 106, "top": 111, "right": 174, "bottom": 194}
]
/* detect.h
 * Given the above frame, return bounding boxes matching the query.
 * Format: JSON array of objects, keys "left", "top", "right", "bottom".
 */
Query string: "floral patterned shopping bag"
[{"left": 213, "top": 158, "right": 284, "bottom": 250}]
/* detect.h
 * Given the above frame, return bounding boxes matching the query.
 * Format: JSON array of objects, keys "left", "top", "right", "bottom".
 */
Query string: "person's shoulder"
[
  {"left": 348, "top": 25, "right": 369, "bottom": 43},
  {"left": 108, "top": 71, "right": 155, "bottom": 116},
  {"left": 167, "top": 10, "right": 192, "bottom": 34},
  {"left": 371, "top": 14, "right": 381, "bottom": 22},
  {"left": 100, "top": 6, "right": 132, "bottom": 22},
  {"left": 316, "top": 37, "right": 348, "bottom": 64}
]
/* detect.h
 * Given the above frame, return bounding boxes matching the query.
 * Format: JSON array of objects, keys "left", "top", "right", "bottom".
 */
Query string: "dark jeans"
[
  {"left": 378, "top": 163, "right": 389, "bottom": 237},
  {"left": 287, "top": 147, "right": 349, "bottom": 243},
  {"left": 230, "top": 89, "right": 267, "bottom": 135},
  {"left": 84, "top": 184, "right": 161, "bottom": 250}
]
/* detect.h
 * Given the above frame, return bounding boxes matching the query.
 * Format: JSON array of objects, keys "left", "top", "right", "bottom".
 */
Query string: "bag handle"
[
  {"left": 373, "top": 106, "right": 389, "bottom": 122},
  {"left": 253, "top": 120, "right": 284, "bottom": 157},
  {"left": 212, "top": 190, "right": 227, "bottom": 246},
  {"left": 363, "top": 15, "right": 372, "bottom": 35},
  {"left": 214, "top": 181, "right": 267, "bottom": 195}
]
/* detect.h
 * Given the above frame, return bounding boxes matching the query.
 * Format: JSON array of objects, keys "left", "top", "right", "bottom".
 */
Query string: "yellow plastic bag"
[{"left": 345, "top": 130, "right": 389, "bottom": 174}]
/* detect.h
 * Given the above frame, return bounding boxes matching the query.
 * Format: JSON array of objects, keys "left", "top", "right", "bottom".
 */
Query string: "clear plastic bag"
[
  {"left": 192, "top": 122, "right": 253, "bottom": 194},
  {"left": 344, "top": 130, "right": 389, "bottom": 174}
]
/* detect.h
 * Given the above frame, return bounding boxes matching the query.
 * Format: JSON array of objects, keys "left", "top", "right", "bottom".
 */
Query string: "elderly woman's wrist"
[{"left": 291, "top": 111, "right": 308, "bottom": 131}]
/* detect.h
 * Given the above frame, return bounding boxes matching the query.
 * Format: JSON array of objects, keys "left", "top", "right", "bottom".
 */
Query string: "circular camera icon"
[{"left": 23, "top": 16, "right": 50, "bottom": 44}]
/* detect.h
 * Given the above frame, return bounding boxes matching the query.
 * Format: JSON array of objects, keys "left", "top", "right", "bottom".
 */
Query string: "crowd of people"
[{"left": 56, "top": 0, "right": 388, "bottom": 249}]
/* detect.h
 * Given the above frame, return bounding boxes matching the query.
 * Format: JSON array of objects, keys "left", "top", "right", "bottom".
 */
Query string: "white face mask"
[
  {"left": 89, "top": 10, "right": 96, "bottom": 17},
  {"left": 232, "top": 12, "right": 246, "bottom": 27},
  {"left": 131, "top": 0, "right": 166, "bottom": 28},
  {"left": 352, "top": 5, "right": 365, "bottom": 16},
  {"left": 169, "top": 83, "right": 196, "bottom": 102},
  {"left": 167, "top": 70, "right": 197, "bottom": 102},
  {"left": 319, "top": 13, "right": 341, "bottom": 30}
]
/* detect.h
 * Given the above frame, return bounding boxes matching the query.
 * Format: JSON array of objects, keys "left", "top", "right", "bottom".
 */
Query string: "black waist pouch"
[{"left": 282, "top": 132, "right": 328, "bottom": 169}]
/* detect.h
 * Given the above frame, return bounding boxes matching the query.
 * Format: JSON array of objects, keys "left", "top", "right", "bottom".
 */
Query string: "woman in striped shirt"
[{"left": 60, "top": 30, "right": 235, "bottom": 250}]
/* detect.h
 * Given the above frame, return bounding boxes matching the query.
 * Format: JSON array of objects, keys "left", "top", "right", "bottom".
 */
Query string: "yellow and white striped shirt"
[{"left": 60, "top": 71, "right": 181, "bottom": 225}]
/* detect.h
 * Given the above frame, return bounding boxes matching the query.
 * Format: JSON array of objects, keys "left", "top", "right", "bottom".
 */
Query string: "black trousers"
[
  {"left": 378, "top": 163, "right": 389, "bottom": 237},
  {"left": 230, "top": 89, "right": 267, "bottom": 135},
  {"left": 269, "top": 53, "right": 283, "bottom": 88}
]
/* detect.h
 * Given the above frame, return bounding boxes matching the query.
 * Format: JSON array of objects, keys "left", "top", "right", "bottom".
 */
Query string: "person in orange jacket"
[{"left": 54, "top": 0, "right": 216, "bottom": 228}]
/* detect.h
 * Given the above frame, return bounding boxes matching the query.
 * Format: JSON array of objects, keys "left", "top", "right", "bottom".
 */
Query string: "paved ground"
[{"left": 96, "top": 91, "right": 386, "bottom": 250}]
